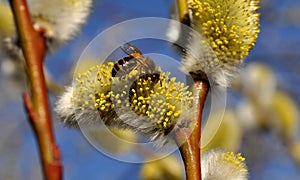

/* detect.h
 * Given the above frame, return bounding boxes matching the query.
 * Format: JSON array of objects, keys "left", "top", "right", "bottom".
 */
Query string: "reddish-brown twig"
[
  {"left": 176, "top": 77, "right": 209, "bottom": 180},
  {"left": 10, "top": 0, "right": 62, "bottom": 179}
]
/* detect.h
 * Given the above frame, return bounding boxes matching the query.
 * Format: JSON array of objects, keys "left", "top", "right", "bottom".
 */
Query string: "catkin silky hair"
[
  {"left": 0, "top": 0, "right": 92, "bottom": 58},
  {"left": 202, "top": 150, "right": 248, "bottom": 180},
  {"left": 55, "top": 62, "right": 195, "bottom": 146},
  {"left": 180, "top": 0, "right": 260, "bottom": 87}
]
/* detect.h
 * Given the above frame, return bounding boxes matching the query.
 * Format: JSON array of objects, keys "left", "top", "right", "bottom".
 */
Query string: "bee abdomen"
[{"left": 112, "top": 55, "right": 136, "bottom": 77}]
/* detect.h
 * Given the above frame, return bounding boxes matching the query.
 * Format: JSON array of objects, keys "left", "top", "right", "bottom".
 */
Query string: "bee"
[
  {"left": 111, "top": 42, "right": 159, "bottom": 83},
  {"left": 111, "top": 43, "right": 161, "bottom": 105}
]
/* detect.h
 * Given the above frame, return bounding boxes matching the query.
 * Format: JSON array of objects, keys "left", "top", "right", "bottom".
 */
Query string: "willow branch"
[
  {"left": 176, "top": 128, "right": 199, "bottom": 180},
  {"left": 10, "top": 0, "right": 62, "bottom": 179},
  {"left": 176, "top": 75, "right": 209, "bottom": 180}
]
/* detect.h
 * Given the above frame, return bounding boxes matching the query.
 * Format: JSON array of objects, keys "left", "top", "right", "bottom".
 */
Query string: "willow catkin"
[
  {"left": 0, "top": 0, "right": 92, "bottom": 58},
  {"left": 55, "top": 62, "right": 194, "bottom": 146},
  {"left": 182, "top": 0, "right": 260, "bottom": 87},
  {"left": 202, "top": 150, "right": 248, "bottom": 180}
]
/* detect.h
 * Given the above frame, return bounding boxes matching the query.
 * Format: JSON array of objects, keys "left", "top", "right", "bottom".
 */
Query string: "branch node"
[{"left": 23, "top": 92, "right": 38, "bottom": 122}]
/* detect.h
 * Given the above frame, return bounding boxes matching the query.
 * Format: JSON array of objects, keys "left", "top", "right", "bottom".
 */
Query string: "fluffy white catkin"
[
  {"left": 168, "top": 0, "right": 260, "bottom": 87},
  {"left": 55, "top": 62, "right": 195, "bottom": 147},
  {"left": 0, "top": 0, "right": 92, "bottom": 58},
  {"left": 28, "top": 0, "right": 93, "bottom": 51},
  {"left": 202, "top": 150, "right": 248, "bottom": 180}
]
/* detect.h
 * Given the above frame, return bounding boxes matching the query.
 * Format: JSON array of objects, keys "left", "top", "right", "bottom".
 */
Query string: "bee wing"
[{"left": 120, "top": 42, "right": 143, "bottom": 56}]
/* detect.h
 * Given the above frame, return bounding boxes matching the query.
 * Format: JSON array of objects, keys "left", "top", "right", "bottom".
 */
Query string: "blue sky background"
[{"left": 1, "top": 0, "right": 300, "bottom": 179}]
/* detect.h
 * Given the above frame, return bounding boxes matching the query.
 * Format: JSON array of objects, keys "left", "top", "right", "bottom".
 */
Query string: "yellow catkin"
[
  {"left": 0, "top": 1, "right": 15, "bottom": 38},
  {"left": 223, "top": 152, "right": 248, "bottom": 172},
  {"left": 70, "top": 62, "right": 193, "bottom": 134},
  {"left": 189, "top": 0, "right": 260, "bottom": 61},
  {"left": 202, "top": 150, "right": 248, "bottom": 179}
]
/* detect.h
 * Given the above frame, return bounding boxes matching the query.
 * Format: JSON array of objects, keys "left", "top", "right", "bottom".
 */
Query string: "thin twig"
[
  {"left": 176, "top": 76, "right": 209, "bottom": 180},
  {"left": 10, "top": 0, "right": 62, "bottom": 179},
  {"left": 176, "top": 128, "right": 199, "bottom": 180}
]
